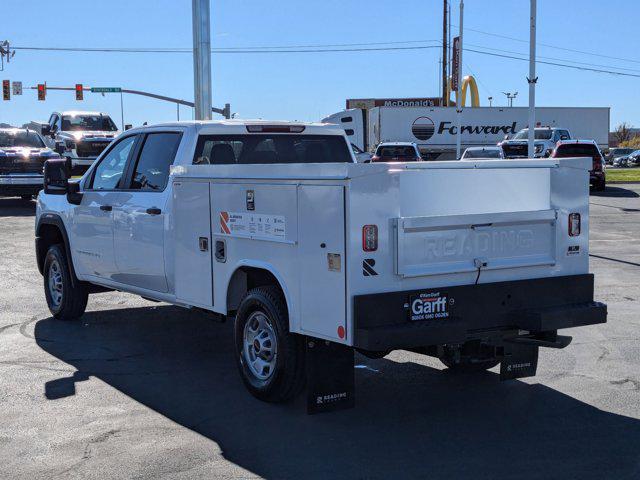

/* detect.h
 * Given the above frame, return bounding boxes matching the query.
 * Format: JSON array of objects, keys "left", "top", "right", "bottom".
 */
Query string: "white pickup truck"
[{"left": 36, "top": 120, "right": 606, "bottom": 413}]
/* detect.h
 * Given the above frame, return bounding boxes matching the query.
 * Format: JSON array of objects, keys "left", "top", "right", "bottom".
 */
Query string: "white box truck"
[
  {"left": 36, "top": 120, "right": 606, "bottom": 413},
  {"left": 323, "top": 106, "right": 610, "bottom": 160}
]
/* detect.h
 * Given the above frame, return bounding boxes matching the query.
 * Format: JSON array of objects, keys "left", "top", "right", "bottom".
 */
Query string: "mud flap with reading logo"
[
  {"left": 306, "top": 339, "right": 354, "bottom": 414},
  {"left": 500, "top": 343, "right": 539, "bottom": 380}
]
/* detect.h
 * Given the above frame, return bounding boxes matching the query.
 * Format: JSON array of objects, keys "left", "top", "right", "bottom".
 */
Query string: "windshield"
[
  {"left": 375, "top": 145, "right": 417, "bottom": 159},
  {"left": 612, "top": 148, "right": 633, "bottom": 155},
  {"left": 462, "top": 148, "right": 502, "bottom": 159},
  {"left": 61, "top": 114, "right": 118, "bottom": 132},
  {"left": 0, "top": 130, "right": 45, "bottom": 148},
  {"left": 513, "top": 129, "right": 553, "bottom": 140},
  {"left": 554, "top": 144, "right": 600, "bottom": 157},
  {"left": 193, "top": 134, "right": 353, "bottom": 165}
]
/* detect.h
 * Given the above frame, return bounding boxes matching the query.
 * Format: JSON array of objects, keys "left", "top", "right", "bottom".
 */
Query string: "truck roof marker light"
[
  {"left": 362, "top": 225, "right": 378, "bottom": 252},
  {"left": 569, "top": 213, "right": 581, "bottom": 237},
  {"left": 245, "top": 125, "right": 306, "bottom": 133}
]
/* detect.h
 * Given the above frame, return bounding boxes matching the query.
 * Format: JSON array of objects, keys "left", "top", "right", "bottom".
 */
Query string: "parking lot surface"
[{"left": 1, "top": 186, "right": 639, "bottom": 479}]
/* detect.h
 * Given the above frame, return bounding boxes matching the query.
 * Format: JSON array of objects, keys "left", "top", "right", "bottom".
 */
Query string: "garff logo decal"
[
  {"left": 410, "top": 291, "right": 450, "bottom": 321},
  {"left": 411, "top": 116, "right": 435, "bottom": 141}
]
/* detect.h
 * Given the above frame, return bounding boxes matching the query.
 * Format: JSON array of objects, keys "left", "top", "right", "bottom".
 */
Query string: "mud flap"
[
  {"left": 500, "top": 343, "right": 539, "bottom": 380},
  {"left": 306, "top": 339, "right": 355, "bottom": 414}
]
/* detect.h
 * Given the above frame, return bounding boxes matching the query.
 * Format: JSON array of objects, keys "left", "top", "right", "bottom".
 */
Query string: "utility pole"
[
  {"left": 455, "top": 0, "right": 464, "bottom": 159},
  {"left": 192, "top": 0, "right": 212, "bottom": 120},
  {"left": 442, "top": 0, "right": 448, "bottom": 107},
  {"left": 527, "top": 0, "right": 537, "bottom": 158}
]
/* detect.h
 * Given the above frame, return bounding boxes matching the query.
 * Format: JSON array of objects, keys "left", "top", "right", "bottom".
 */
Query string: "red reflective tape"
[{"left": 220, "top": 211, "right": 231, "bottom": 234}]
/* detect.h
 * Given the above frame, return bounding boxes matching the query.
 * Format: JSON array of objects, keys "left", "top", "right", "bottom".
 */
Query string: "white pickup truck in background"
[{"left": 35, "top": 120, "right": 607, "bottom": 413}]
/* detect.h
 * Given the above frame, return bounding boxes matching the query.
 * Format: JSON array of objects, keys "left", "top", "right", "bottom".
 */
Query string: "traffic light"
[
  {"left": 75, "top": 83, "right": 83, "bottom": 101},
  {"left": 2, "top": 80, "right": 9, "bottom": 101},
  {"left": 37, "top": 83, "right": 46, "bottom": 101}
]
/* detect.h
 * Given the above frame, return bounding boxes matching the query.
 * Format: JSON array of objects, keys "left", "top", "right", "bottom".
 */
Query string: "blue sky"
[{"left": 1, "top": 0, "right": 637, "bottom": 130}]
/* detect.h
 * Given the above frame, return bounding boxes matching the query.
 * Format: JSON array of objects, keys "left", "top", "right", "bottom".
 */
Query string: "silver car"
[{"left": 461, "top": 146, "right": 504, "bottom": 160}]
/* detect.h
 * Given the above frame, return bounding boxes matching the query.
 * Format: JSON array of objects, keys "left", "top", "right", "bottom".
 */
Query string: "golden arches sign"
[{"left": 446, "top": 75, "right": 480, "bottom": 107}]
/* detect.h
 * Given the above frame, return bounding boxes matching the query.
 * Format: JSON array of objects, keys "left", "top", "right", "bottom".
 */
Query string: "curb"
[{"left": 608, "top": 181, "right": 640, "bottom": 184}]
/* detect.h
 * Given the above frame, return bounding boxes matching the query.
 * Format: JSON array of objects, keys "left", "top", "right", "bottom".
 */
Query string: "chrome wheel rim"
[
  {"left": 48, "top": 259, "right": 63, "bottom": 307},
  {"left": 243, "top": 311, "right": 278, "bottom": 381}
]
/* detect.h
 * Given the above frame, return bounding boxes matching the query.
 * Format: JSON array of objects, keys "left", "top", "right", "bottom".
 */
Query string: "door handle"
[
  {"left": 99, "top": 205, "right": 112, "bottom": 212},
  {"left": 146, "top": 207, "right": 162, "bottom": 215}
]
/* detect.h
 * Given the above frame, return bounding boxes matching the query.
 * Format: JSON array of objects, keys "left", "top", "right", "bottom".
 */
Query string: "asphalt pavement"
[{"left": 0, "top": 186, "right": 638, "bottom": 479}]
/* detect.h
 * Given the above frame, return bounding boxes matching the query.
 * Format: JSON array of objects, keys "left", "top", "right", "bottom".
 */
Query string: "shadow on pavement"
[
  {"left": 35, "top": 305, "right": 640, "bottom": 479},
  {"left": 0, "top": 197, "right": 36, "bottom": 217},
  {"left": 591, "top": 185, "right": 639, "bottom": 198}
]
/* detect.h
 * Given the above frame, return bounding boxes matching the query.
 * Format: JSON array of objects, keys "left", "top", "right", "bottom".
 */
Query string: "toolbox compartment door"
[
  {"left": 298, "top": 185, "right": 347, "bottom": 341},
  {"left": 395, "top": 209, "right": 557, "bottom": 278}
]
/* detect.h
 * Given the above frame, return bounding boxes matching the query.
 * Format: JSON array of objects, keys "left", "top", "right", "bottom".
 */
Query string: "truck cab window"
[
  {"left": 193, "top": 134, "right": 353, "bottom": 165},
  {"left": 129, "top": 132, "right": 182, "bottom": 191},
  {"left": 89, "top": 135, "right": 137, "bottom": 190}
]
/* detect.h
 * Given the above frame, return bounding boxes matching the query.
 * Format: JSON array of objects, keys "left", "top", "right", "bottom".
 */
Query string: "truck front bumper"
[
  {"left": 353, "top": 274, "right": 606, "bottom": 351},
  {"left": 0, "top": 175, "right": 43, "bottom": 196}
]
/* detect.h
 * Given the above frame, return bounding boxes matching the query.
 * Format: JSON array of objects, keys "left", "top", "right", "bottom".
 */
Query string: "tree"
[{"left": 614, "top": 122, "right": 633, "bottom": 144}]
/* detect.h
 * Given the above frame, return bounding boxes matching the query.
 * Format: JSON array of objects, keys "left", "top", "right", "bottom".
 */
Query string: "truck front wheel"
[
  {"left": 234, "top": 286, "right": 305, "bottom": 403},
  {"left": 43, "top": 244, "right": 88, "bottom": 320}
]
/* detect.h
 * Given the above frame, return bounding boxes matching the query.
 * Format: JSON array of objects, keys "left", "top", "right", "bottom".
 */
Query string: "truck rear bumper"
[{"left": 353, "top": 274, "right": 606, "bottom": 351}]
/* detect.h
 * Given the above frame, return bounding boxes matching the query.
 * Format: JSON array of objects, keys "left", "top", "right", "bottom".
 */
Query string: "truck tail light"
[
  {"left": 362, "top": 225, "right": 378, "bottom": 251},
  {"left": 592, "top": 156, "right": 603, "bottom": 172},
  {"left": 568, "top": 213, "right": 581, "bottom": 237}
]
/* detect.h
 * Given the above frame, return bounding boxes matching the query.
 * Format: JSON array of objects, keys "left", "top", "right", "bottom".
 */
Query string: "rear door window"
[
  {"left": 193, "top": 134, "right": 352, "bottom": 164},
  {"left": 555, "top": 144, "right": 599, "bottom": 158}
]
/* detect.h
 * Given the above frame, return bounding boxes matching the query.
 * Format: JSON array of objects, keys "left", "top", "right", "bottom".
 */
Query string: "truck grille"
[
  {"left": 502, "top": 144, "right": 528, "bottom": 158},
  {"left": 76, "top": 140, "right": 111, "bottom": 158},
  {"left": 0, "top": 157, "right": 45, "bottom": 174}
]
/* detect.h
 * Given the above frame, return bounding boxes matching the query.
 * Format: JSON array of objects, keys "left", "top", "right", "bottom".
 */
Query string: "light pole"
[
  {"left": 455, "top": 0, "right": 464, "bottom": 159},
  {"left": 192, "top": 0, "right": 212, "bottom": 120},
  {"left": 488, "top": 96, "right": 493, "bottom": 107},
  {"left": 527, "top": 0, "right": 537, "bottom": 158},
  {"left": 503, "top": 91, "right": 518, "bottom": 107}
]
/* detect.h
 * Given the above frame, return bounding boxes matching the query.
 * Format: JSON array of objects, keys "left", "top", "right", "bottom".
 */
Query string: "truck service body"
[
  {"left": 35, "top": 120, "right": 606, "bottom": 412},
  {"left": 323, "top": 106, "right": 610, "bottom": 159}
]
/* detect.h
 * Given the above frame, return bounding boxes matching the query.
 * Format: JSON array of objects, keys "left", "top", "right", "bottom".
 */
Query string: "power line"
[{"left": 456, "top": 24, "right": 640, "bottom": 65}]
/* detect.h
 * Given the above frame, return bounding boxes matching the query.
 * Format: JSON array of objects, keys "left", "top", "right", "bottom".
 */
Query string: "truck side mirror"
[
  {"left": 43, "top": 158, "right": 71, "bottom": 195},
  {"left": 124, "top": 124, "right": 133, "bottom": 131},
  {"left": 41, "top": 125, "right": 51, "bottom": 136}
]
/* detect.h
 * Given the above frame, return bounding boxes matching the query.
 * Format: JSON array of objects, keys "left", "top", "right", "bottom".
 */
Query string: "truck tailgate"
[{"left": 395, "top": 209, "right": 557, "bottom": 277}]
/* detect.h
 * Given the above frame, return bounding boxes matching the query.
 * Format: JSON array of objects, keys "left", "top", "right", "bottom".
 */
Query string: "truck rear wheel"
[
  {"left": 43, "top": 244, "right": 88, "bottom": 320},
  {"left": 234, "top": 286, "right": 305, "bottom": 403}
]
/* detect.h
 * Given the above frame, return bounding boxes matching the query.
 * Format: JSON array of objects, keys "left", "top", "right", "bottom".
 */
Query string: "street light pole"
[
  {"left": 527, "top": 0, "right": 537, "bottom": 158},
  {"left": 455, "top": 0, "right": 464, "bottom": 159},
  {"left": 192, "top": 0, "right": 212, "bottom": 120}
]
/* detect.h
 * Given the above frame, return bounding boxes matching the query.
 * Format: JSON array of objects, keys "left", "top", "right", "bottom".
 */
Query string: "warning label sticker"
[{"left": 220, "top": 211, "right": 286, "bottom": 239}]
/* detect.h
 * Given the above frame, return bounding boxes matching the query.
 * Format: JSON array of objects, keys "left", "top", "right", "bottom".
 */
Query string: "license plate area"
[{"left": 408, "top": 290, "right": 452, "bottom": 321}]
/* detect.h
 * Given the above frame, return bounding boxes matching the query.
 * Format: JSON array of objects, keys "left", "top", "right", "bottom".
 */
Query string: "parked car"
[
  {"left": 551, "top": 139, "right": 606, "bottom": 191},
  {"left": 0, "top": 128, "right": 60, "bottom": 199},
  {"left": 460, "top": 146, "right": 504, "bottom": 160},
  {"left": 500, "top": 127, "right": 571, "bottom": 158},
  {"left": 35, "top": 120, "right": 606, "bottom": 412},
  {"left": 371, "top": 142, "right": 422, "bottom": 162},
  {"left": 626, "top": 150, "right": 640, "bottom": 167},
  {"left": 605, "top": 147, "right": 634, "bottom": 165},
  {"left": 612, "top": 155, "right": 630, "bottom": 168}
]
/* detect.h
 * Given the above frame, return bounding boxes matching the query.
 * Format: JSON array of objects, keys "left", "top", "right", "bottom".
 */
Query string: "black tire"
[
  {"left": 596, "top": 180, "right": 606, "bottom": 192},
  {"left": 43, "top": 244, "right": 88, "bottom": 320},
  {"left": 234, "top": 286, "right": 305, "bottom": 403}
]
